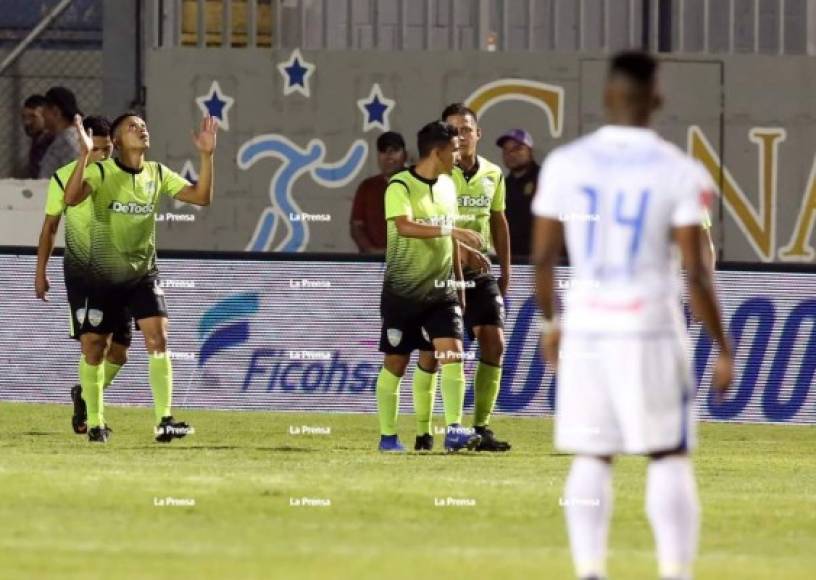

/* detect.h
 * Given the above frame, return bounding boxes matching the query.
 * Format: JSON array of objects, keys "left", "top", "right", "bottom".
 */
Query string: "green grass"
[{"left": 0, "top": 403, "right": 814, "bottom": 579}]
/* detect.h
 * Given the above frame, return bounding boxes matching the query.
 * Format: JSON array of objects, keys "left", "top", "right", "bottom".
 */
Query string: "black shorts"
[
  {"left": 463, "top": 274, "right": 505, "bottom": 339},
  {"left": 378, "top": 291, "right": 464, "bottom": 355},
  {"left": 66, "top": 274, "right": 168, "bottom": 343}
]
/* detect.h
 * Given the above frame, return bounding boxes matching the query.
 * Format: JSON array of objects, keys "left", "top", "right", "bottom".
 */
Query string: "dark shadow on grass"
[
  {"left": 121, "top": 445, "right": 318, "bottom": 453},
  {"left": 21, "top": 431, "right": 58, "bottom": 436}
]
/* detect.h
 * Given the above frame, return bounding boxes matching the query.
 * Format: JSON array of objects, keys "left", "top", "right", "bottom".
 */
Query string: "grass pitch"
[{"left": 0, "top": 402, "right": 813, "bottom": 579}]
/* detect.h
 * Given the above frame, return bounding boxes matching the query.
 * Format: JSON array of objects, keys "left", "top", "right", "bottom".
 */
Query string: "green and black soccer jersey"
[
  {"left": 384, "top": 167, "right": 459, "bottom": 304},
  {"left": 450, "top": 155, "right": 506, "bottom": 255},
  {"left": 45, "top": 160, "right": 94, "bottom": 281},
  {"left": 83, "top": 158, "right": 190, "bottom": 285}
]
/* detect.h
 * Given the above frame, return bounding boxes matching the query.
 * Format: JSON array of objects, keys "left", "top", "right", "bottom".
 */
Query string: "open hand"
[
  {"left": 192, "top": 116, "right": 217, "bottom": 155},
  {"left": 74, "top": 114, "right": 92, "bottom": 157}
]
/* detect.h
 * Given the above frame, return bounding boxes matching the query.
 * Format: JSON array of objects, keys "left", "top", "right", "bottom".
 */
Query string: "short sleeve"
[
  {"left": 491, "top": 173, "right": 506, "bottom": 211},
  {"left": 84, "top": 162, "right": 104, "bottom": 193},
  {"left": 384, "top": 180, "right": 412, "bottom": 220},
  {"left": 672, "top": 159, "right": 716, "bottom": 227},
  {"left": 158, "top": 163, "right": 191, "bottom": 197},
  {"left": 531, "top": 151, "right": 566, "bottom": 219},
  {"left": 44, "top": 174, "right": 66, "bottom": 216}
]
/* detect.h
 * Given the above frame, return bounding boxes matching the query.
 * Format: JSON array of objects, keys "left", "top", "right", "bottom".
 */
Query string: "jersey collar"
[
  {"left": 458, "top": 156, "right": 481, "bottom": 182},
  {"left": 409, "top": 166, "right": 437, "bottom": 186},
  {"left": 114, "top": 157, "right": 145, "bottom": 175}
]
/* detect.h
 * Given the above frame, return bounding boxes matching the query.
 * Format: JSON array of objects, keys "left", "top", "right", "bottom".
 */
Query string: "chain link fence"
[{"left": 0, "top": 48, "right": 102, "bottom": 178}]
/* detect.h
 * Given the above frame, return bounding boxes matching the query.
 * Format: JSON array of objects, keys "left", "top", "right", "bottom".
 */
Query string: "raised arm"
[
  {"left": 175, "top": 116, "right": 217, "bottom": 207},
  {"left": 63, "top": 115, "right": 94, "bottom": 206}
]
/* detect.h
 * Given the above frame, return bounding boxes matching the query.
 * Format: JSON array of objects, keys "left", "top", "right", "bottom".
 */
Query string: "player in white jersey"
[{"left": 532, "top": 52, "right": 733, "bottom": 580}]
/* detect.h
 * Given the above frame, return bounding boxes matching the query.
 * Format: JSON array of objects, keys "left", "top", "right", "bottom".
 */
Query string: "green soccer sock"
[
  {"left": 149, "top": 352, "right": 173, "bottom": 424},
  {"left": 440, "top": 362, "right": 465, "bottom": 426},
  {"left": 473, "top": 361, "right": 502, "bottom": 427},
  {"left": 79, "top": 356, "right": 104, "bottom": 428},
  {"left": 376, "top": 367, "right": 401, "bottom": 436},
  {"left": 411, "top": 366, "right": 437, "bottom": 435},
  {"left": 103, "top": 360, "right": 123, "bottom": 391}
]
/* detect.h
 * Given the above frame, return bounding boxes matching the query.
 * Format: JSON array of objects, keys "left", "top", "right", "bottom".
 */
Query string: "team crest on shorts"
[
  {"left": 495, "top": 295, "right": 505, "bottom": 320},
  {"left": 421, "top": 327, "right": 430, "bottom": 342},
  {"left": 453, "top": 305, "right": 463, "bottom": 317},
  {"left": 387, "top": 328, "right": 403, "bottom": 347},
  {"left": 87, "top": 309, "right": 103, "bottom": 327},
  {"left": 75, "top": 307, "right": 87, "bottom": 324},
  {"left": 153, "top": 281, "right": 165, "bottom": 296}
]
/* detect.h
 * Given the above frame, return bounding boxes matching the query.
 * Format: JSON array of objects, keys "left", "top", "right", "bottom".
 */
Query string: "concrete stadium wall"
[{"left": 128, "top": 50, "right": 816, "bottom": 262}]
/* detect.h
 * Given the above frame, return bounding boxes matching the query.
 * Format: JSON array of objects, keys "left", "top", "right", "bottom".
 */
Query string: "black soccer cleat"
[
  {"left": 154, "top": 416, "right": 195, "bottom": 443},
  {"left": 88, "top": 425, "right": 111, "bottom": 443},
  {"left": 474, "top": 426, "right": 511, "bottom": 452},
  {"left": 71, "top": 384, "right": 88, "bottom": 434},
  {"left": 414, "top": 433, "right": 434, "bottom": 451}
]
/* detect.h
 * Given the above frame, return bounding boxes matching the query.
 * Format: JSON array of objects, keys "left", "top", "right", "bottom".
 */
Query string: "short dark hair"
[
  {"left": 376, "top": 131, "right": 406, "bottom": 153},
  {"left": 44, "top": 86, "right": 80, "bottom": 120},
  {"left": 417, "top": 121, "right": 457, "bottom": 159},
  {"left": 82, "top": 115, "right": 111, "bottom": 138},
  {"left": 608, "top": 51, "right": 658, "bottom": 89},
  {"left": 110, "top": 111, "right": 142, "bottom": 139},
  {"left": 23, "top": 94, "right": 47, "bottom": 109},
  {"left": 441, "top": 102, "right": 478, "bottom": 123}
]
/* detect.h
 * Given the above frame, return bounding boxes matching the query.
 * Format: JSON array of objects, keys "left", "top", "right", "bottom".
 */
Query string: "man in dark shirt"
[
  {"left": 350, "top": 131, "right": 407, "bottom": 253},
  {"left": 496, "top": 129, "right": 540, "bottom": 259},
  {"left": 21, "top": 94, "right": 54, "bottom": 178}
]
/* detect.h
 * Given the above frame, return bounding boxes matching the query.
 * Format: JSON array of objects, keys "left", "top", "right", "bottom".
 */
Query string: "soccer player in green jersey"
[
  {"left": 62, "top": 113, "right": 217, "bottom": 443},
  {"left": 377, "top": 120, "right": 487, "bottom": 453},
  {"left": 35, "top": 115, "right": 133, "bottom": 435},
  {"left": 440, "top": 103, "right": 512, "bottom": 452}
]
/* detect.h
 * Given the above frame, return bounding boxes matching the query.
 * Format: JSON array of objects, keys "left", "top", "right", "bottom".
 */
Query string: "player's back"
[{"left": 534, "top": 125, "right": 712, "bottom": 334}]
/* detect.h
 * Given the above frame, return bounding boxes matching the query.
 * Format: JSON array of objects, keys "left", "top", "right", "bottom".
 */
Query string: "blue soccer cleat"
[
  {"left": 444, "top": 424, "right": 482, "bottom": 452},
  {"left": 378, "top": 434, "right": 406, "bottom": 453}
]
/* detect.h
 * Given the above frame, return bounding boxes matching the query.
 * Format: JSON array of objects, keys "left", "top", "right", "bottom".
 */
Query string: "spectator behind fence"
[
  {"left": 22, "top": 94, "right": 54, "bottom": 179},
  {"left": 38, "top": 86, "right": 82, "bottom": 178},
  {"left": 496, "top": 129, "right": 540, "bottom": 258},
  {"left": 350, "top": 131, "right": 407, "bottom": 254}
]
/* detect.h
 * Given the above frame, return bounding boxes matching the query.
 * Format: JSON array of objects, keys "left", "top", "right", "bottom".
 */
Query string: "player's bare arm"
[
  {"left": 392, "top": 215, "right": 483, "bottom": 248},
  {"left": 701, "top": 226, "right": 716, "bottom": 274},
  {"left": 532, "top": 215, "right": 564, "bottom": 370},
  {"left": 453, "top": 239, "right": 465, "bottom": 308},
  {"left": 674, "top": 224, "right": 733, "bottom": 395},
  {"left": 63, "top": 115, "right": 94, "bottom": 206},
  {"left": 490, "top": 209, "right": 511, "bottom": 295},
  {"left": 175, "top": 116, "right": 217, "bottom": 206},
  {"left": 35, "top": 214, "right": 61, "bottom": 301}
]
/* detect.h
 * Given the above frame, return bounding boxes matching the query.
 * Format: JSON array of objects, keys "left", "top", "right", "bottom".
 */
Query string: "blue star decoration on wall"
[
  {"left": 195, "top": 80, "right": 235, "bottom": 131},
  {"left": 357, "top": 83, "right": 395, "bottom": 132},
  {"left": 277, "top": 48, "right": 316, "bottom": 98}
]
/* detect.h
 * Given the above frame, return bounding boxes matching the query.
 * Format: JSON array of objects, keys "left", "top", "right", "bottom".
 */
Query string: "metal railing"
[{"left": 148, "top": 0, "right": 816, "bottom": 54}]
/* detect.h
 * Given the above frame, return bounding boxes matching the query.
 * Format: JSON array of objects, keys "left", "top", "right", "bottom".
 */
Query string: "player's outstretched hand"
[
  {"left": 192, "top": 116, "right": 217, "bottom": 155},
  {"left": 35, "top": 273, "right": 50, "bottom": 301},
  {"left": 452, "top": 227, "right": 483, "bottom": 250},
  {"left": 462, "top": 244, "right": 491, "bottom": 273},
  {"left": 711, "top": 350, "right": 733, "bottom": 402},
  {"left": 74, "top": 114, "right": 93, "bottom": 157},
  {"left": 541, "top": 327, "right": 561, "bottom": 371}
]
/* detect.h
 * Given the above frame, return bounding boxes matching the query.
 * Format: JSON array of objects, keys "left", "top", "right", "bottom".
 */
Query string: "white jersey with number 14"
[{"left": 532, "top": 125, "right": 716, "bottom": 334}]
